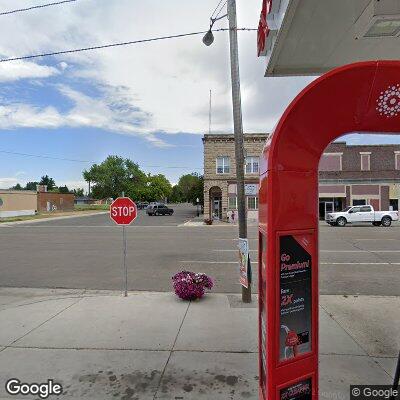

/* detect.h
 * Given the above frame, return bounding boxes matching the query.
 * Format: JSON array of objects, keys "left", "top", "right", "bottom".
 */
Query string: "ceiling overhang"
[{"left": 257, "top": 0, "right": 400, "bottom": 77}]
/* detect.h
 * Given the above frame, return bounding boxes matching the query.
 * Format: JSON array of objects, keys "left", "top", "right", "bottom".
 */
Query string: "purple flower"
[{"left": 172, "top": 271, "right": 214, "bottom": 300}]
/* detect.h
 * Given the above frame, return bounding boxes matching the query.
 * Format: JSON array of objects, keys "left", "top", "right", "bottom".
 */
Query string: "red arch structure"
[{"left": 258, "top": 61, "right": 400, "bottom": 400}]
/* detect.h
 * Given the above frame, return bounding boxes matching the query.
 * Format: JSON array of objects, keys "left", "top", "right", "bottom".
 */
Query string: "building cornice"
[{"left": 203, "top": 133, "right": 269, "bottom": 143}]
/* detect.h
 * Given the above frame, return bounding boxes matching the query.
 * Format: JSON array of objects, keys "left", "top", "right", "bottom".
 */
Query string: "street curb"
[{"left": 0, "top": 211, "right": 109, "bottom": 227}]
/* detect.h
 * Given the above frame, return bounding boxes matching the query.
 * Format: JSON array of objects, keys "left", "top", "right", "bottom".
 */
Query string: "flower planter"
[{"left": 172, "top": 271, "right": 213, "bottom": 301}]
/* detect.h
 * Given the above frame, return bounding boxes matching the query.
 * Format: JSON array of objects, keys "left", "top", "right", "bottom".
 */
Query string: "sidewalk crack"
[
  {"left": 152, "top": 300, "right": 191, "bottom": 400},
  {"left": 4, "top": 296, "right": 83, "bottom": 348}
]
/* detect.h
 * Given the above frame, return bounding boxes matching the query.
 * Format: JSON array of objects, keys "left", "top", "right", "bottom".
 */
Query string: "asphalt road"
[{"left": 0, "top": 204, "right": 399, "bottom": 295}]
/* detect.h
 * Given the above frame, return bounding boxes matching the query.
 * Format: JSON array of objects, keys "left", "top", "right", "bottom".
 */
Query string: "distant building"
[
  {"left": 319, "top": 142, "right": 400, "bottom": 219},
  {"left": 0, "top": 190, "right": 37, "bottom": 218},
  {"left": 203, "top": 133, "right": 266, "bottom": 222},
  {"left": 203, "top": 134, "right": 400, "bottom": 221},
  {"left": 37, "top": 192, "right": 75, "bottom": 212},
  {"left": 74, "top": 196, "right": 96, "bottom": 206},
  {"left": 0, "top": 188, "right": 75, "bottom": 218}
]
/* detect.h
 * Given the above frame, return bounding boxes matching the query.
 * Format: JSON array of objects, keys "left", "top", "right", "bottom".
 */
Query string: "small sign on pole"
[
  {"left": 110, "top": 197, "right": 137, "bottom": 297},
  {"left": 238, "top": 238, "right": 249, "bottom": 288}
]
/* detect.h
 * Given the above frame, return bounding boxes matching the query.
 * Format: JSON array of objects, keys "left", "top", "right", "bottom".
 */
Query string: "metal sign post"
[
  {"left": 110, "top": 196, "right": 137, "bottom": 297},
  {"left": 122, "top": 224, "right": 127, "bottom": 297}
]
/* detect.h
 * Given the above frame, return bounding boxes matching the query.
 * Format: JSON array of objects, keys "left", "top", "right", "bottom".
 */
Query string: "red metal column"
[{"left": 258, "top": 61, "right": 400, "bottom": 400}]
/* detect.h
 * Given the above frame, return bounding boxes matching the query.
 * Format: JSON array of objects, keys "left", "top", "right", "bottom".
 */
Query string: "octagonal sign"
[{"left": 110, "top": 197, "right": 137, "bottom": 225}]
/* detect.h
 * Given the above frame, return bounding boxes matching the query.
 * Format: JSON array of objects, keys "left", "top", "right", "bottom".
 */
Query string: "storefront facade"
[
  {"left": 203, "top": 133, "right": 266, "bottom": 221},
  {"left": 203, "top": 134, "right": 400, "bottom": 221},
  {"left": 319, "top": 142, "right": 400, "bottom": 219}
]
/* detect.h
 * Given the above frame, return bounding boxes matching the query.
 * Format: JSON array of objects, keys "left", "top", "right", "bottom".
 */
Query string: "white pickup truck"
[{"left": 326, "top": 205, "right": 399, "bottom": 227}]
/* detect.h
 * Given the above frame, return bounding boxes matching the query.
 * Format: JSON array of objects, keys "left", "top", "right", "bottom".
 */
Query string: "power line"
[
  {"left": 211, "top": 0, "right": 225, "bottom": 19},
  {"left": 0, "top": 149, "right": 90, "bottom": 163},
  {"left": 0, "top": 150, "right": 203, "bottom": 170},
  {"left": 214, "top": 1, "right": 227, "bottom": 20},
  {"left": 0, "top": 28, "right": 257, "bottom": 63},
  {"left": 0, "top": 0, "right": 78, "bottom": 16}
]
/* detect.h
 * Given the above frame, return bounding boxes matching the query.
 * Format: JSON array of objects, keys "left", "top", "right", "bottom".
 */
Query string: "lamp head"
[{"left": 202, "top": 30, "right": 214, "bottom": 46}]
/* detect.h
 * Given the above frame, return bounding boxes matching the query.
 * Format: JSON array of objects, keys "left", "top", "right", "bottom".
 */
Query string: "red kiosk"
[{"left": 258, "top": 60, "right": 400, "bottom": 400}]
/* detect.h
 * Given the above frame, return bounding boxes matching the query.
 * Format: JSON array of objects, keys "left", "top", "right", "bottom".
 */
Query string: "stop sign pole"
[{"left": 110, "top": 195, "right": 137, "bottom": 297}]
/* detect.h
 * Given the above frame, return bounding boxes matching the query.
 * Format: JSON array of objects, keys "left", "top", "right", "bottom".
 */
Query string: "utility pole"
[
  {"left": 209, "top": 89, "right": 212, "bottom": 135},
  {"left": 227, "top": 0, "right": 252, "bottom": 303}
]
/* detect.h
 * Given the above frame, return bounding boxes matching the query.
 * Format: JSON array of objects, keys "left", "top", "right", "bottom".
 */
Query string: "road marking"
[
  {"left": 214, "top": 238, "right": 258, "bottom": 241},
  {"left": 321, "top": 262, "right": 400, "bottom": 265},
  {"left": 2, "top": 225, "right": 181, "bottom": 229},
  {"left": 321, "top": 250, "right": 400, "bottom": 253},
  {"left": 212, "top": 249, "right": 400, "bottom": 253},
  {"left": 180, "top": 261, "right": 238, "bottom": 264},
  {"left": 180, "top": 260, "right": 400, "bottom": 266},
  {"left": 212, "top": 249, "right": 257, "bottom": 252},
  {"left": 353, "top": 239, "right": 399, "bottom": 241}
]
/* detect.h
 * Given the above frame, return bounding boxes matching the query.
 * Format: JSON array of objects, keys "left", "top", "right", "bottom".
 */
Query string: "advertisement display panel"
[
  {"left": 238, "top": 238, "right": 249, "bottom": 288},
  {"left": 279, "top": 234, "right": 312, "bottom": 361},
  {"left": 280, "top": 378, "right": 312, "bottom": 400}
]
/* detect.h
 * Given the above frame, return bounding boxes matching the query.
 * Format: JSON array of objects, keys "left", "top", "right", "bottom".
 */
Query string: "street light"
[
  {"left": 202, "top": 0, "right": 252, "bottom": 303},
  {"left": 203, "top": 9, "right": 227, "bottom": 46},
  {"left": 202, "top": 30, "right": 214, "bottom": 46}
]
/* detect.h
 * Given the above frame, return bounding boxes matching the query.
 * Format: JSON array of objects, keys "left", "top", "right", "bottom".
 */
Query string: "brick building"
[
  {"left": 203, "top": 134, "right": 400, "bottom": 221},
  {"left": 203, "top": 134, "right": 266, "bottom": 221},
  {"left": 37, "top": 192, "right": 75, "bottom": 212},
  {"left": 319, "top": 142, "right": 400, "bottom": 219}
]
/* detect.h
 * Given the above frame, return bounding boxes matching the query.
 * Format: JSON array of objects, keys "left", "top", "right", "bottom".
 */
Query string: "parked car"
[
  {"left": 137, "top": 202, "right": 149, "bottom": 210},
  {"left": 326, "top": 205, "right": 399, "bottom": 227},
  {"left": 146, "top": 204, "right": 174, "bottom": 216},
  {"left": 146, "top": 202, "right": 164, "bottom": 209}
]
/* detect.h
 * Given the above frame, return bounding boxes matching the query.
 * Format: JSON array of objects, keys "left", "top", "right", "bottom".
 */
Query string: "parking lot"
[{"left": 0, "top": 204, "right": 399, "bottom": 296}]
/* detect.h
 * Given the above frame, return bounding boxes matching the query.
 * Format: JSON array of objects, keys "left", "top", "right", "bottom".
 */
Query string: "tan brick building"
[
  {"left": 203, "top": 133, "right": 267, "bottom": 221},
  {"left": 0, "top": 190, "right": 37, "bottom": 218}
]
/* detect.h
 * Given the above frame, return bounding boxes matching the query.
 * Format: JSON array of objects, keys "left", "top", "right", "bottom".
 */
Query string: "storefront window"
[
  {"left": 228, "top": 196, "right": 237, "bottom": 209},
  {"left": 247, "top": 196, "right": 259, "bottom": 210}
]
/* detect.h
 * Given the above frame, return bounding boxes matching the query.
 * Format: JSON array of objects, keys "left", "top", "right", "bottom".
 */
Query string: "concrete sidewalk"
[{"left": 0, "top": 288, "right": 397, "bottom": 399}]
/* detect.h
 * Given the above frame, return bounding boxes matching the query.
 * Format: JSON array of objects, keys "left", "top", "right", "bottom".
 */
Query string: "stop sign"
[{"left": 110, "top": 197, "right": 137, "bottom": 225}]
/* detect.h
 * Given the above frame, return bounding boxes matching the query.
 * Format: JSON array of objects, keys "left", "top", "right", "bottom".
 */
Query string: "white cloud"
[
  {"left": 0, "top": 84, "right": 170, "bottom": 146},
  {"left": 0, "top": 1, "right": 323, "bottom": 139},
  {"left": 0, "top": 61, "right": 59, "bottom": 82},
  {"left": 0, "top": 177, "right": 22, "bottom": 189},
  {"left": 58, "top": 62, "right": 68, "bottom": 71},
  {"left": 61, "top": 180, "right": 87, "bottom": 191}
]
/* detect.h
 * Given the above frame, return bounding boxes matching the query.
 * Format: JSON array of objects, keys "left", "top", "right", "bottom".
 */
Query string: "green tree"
[
  {"left": 144, "top": 174, "right": 172, "bottom": 202},
  {"left": 25, "top": 181, "right": 39, "bottom": 191},
  {"left": 58, "top": 185, "right": 70, "bottom": 194},
  {"left": 39, "top": 175, "right": 56, "bottom": 190},
  {"left": 73, "top": 188, "right": 85, "bottom": 197},
  {"left": 170, "top": 185, "right": 184, "bottom": 203},
  {"left": 10, "top": 183, "right": 23, "bottom": 190},
  {"left": 177, "top": 173, "right": 204, "bottom": 204},
  {"left": 83, "top": 156, "right": 147, "bottom": 200},
  {"left": 189, "top": 175, "right": 204, "bottom": 205}
]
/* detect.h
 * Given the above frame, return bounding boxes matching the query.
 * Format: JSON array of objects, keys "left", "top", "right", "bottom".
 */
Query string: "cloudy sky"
[{"left": 0, "top": 0, "right": 399, "bottom": 190}]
